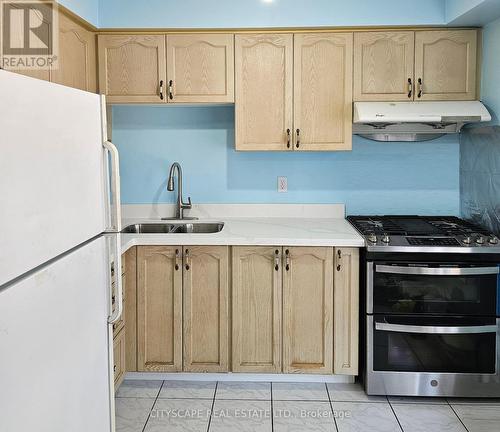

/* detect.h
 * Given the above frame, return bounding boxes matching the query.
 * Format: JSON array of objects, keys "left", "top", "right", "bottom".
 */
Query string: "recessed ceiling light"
[{"left": 261, "top": 0, "right": 274, "bottom": 3}]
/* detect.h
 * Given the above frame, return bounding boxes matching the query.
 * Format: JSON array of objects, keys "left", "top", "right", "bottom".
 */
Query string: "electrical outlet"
[{"left": 278, "top": 176, "right": 288, "bottom": 193}]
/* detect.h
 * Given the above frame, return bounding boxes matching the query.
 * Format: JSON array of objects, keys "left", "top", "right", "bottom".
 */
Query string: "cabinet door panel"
[
  {"left": 113, "top": 328, "right": 126, "bottom": 388},
  {"left": 334, "top": 248, "right": 359, "bottom": 375},
  {"left": 137, "top": 246, "right": 182, "bottom": 372},
  {"left": 124, "top": 247, "right": 137, "bottom": 372},
  {"left": 167, "top": 34, "right": 234, "bottom": 103},
  {"left": 294, "top": 33, "right": 352, "bottom": 151},
  {"left": 354, "top": 31, "right": 414, "bottom": 101},
  {"left": 415, "top": 30, "right": 477, "bottom": 101},
  {"left": 98, "top": 35, "right": 166, "bottom": 103},
  {"left": 183, "top": 246, "right": 229, "bottom": 372},
  {"left": 283, "top": 247, "right": 334, "bottom": 373},
  {"left": 235, "top": 34, "right": 293, "bottom": 151},
  {"left": 52, "top": 13, "right": 96, "bottom": 92},
  {"left": 232, "top": 246, "right": 282, "bottom": 372}
]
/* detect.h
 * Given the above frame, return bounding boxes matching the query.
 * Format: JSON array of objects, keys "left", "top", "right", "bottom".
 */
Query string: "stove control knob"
[
  {"left": 463, "top": 236, "right": 472, "bottom": 245},
  {"left": 489, "top": 236, "right": 499, "bottom": 245},
  {"left": 476, "top": 236, "right": 485, "bottom": 245},
  {"left": 381, "top": 233, "right": 390, "bottom": 244},
  {"left": 368, "top": 233, "right": 377, "bottom": 243}
]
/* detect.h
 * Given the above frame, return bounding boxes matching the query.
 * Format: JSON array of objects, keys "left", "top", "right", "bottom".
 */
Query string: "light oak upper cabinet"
[
  {"left": 415, "top": 30, "right": 477, "bottom": 101},
  {"left": 98, "top": 35, "right": 167, "bottom": 103},
  {"left": 167, "top": 34, "right": 234, "bottom": 103},
  {"left": 354, "top": 31, "right": 415, "bottom": 101},
  {"left": 137, "top": 246, "right": 182, "bottom": 372},
  {"left": 333, "top": 248, "right": 359, "bottom": 375},
  {"left": 294, "top": 33, "right": 353, "bottom": 151},
  {"left": 283, "top": 247, "right": 334, "bottom": 373},
  {"left": 235, "top": 34, "right": 293, "bottom": 151},
  {"left": 183, "top": 246, "right": 229, "bottom": 372},
  {"left": 52, "top": 13, "right": 97, "bottom": 92},
  {"left": 232, "top": 246, "right": 282, "bottom": 372}
]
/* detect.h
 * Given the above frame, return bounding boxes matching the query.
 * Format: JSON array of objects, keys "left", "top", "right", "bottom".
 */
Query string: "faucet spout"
[{"left": 165, "top": 162, "right": 193, "bottom": 220}]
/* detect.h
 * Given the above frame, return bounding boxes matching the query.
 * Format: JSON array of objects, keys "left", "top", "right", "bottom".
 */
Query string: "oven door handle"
[
  {"left": 375, "top": 265, "right": 500, "bottom": 276},
  {"left": 375, "top": 322, "right": 498, "bottom": 334}
]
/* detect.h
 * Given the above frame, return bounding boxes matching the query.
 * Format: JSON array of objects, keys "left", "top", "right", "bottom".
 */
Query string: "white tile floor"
[{"left": 115, "top": 380, "right": 500, "bottom": 432}]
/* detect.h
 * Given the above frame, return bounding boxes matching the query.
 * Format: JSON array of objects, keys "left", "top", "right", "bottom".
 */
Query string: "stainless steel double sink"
[{"left": 121, "top": 222, "right": 224, "bottom": 234}]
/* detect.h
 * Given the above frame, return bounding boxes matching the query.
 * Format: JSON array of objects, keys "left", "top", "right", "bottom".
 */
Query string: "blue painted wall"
[
  {"left": 445, "top": 0, "right": 483, "bottom": 22},
  {"left": 100, "top": 0, "right": 466, "bottom": 216},
  {"left": 446, "top": 0, "right": 500, "bottom": 26},
  {"left": 459, "top": 17, "right": 500, "bottom": 231},
  {"left": 99, "top": 0, "right": 445, "bottom": 28},
  {"left": 481, "top": 17, "right": 500, "bottom": 124},
  {"left": 113, "top": 106, "right": 459, "bottom": 215},
  {"left": 58, "top": 0, "right": 98, "bottom": 25}
]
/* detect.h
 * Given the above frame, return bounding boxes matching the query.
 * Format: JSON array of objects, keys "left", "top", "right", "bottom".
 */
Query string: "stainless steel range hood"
[{"left": 353, "top": 101, "right": 492, "bottom": 142}]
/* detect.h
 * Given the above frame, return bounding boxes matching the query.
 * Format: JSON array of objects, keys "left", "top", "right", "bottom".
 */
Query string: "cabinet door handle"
[
  {"left": 286, "top": 129, "right": 291, "bottom": 149},
  {"left": 274, "top": 249, "right": 280, "bottom": 271},
  {"left": 417, "top": 78, "right": 423, "bottom": 98},
  {"left": 407, "top": 78, "right": 412, "bottom": 98},
  {"left": 295, "top": 129, "right": 300, "bottom": 148},
  {"left": 168, "top": 80, "right": 174, "bottom": 100},
  {"left": 284, "top": 248, "right": 290, "bottom": 271},
  {"left": 159, "top": 80, "right": 164, "bottom": 100},
  {"left": 175, "top": 248, "right": 180, "bottom": 271},
  {"left": 336, "top": 249, "right": 341, "bottom": 271},
  {"left": 184, "top": 248, "right": 190, "bottom": 270}
]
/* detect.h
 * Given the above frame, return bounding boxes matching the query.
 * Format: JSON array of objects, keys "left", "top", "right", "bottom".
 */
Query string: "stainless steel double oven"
[{"left": 363, "top": 251, "right": 500, "bottom": 397}]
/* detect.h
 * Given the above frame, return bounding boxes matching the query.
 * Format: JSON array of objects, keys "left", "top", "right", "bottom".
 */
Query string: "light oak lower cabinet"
[
  {"left": 283, "top": 247, "right": 334, "bottom": 373},
  {"left": 232, "top": 247, "right": 282, "bottom": 372},
  {"left": 333, "top": 248, "right": 359, "bottom": 375},
  {"left": 112, "top": 252, "right": 127, "bottom": 389},
  {"left": 133, "top": 244, "right": 359, "bottom": 376},
  {"left": 183, "top": 246, "right": 229, "bottom": 372},
  {"left": 113, "top": 328, "right": 126, "bottom": 388},
  {"left": 137, "top": 246, "right": 182, "bottom": 372},
  {"left": 124, "top": 247, "right": 137, "bottom": 372}
]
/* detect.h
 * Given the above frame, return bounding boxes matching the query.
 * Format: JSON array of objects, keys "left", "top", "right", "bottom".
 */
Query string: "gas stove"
[{"left": 347, "top": 215, "right": 500, "bottom": 253}]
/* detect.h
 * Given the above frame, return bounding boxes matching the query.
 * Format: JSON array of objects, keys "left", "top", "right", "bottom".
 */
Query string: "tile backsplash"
[{"left": 460, "top": 126, "right": 500, "bottom": 234}]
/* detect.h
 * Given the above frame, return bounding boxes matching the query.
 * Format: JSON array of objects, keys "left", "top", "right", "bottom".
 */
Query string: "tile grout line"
[
  {"left": 271, "top": 382, "right": 274, "bottom": 432},
  {"left": 141, "top": 380, "right": 165, "bottom": 432},
  {"left": 206, "top": 381, "right": 218, "bottom": 432},
  {"left": 325, "top": 382, "right": 340, "bottom": 432},
  {"left": 387, "top": 398, "right": 405, "bottom": 432},
  {"left": 447, "top": 399, "right": 470, "bottom": 432}
]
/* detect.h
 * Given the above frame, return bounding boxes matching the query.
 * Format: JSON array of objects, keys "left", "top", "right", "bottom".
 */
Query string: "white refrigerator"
[{"left": 0, "top": 70, "right": 122, "bottom": 432}]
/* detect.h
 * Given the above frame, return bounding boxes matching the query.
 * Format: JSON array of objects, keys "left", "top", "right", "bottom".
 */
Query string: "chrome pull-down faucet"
[{"left": 164, "top": 162, "right": 194, "bottom": 220}]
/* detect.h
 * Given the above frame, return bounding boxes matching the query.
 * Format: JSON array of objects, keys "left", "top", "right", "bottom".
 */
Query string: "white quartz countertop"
[{"left": 120, "top": 217, "right": 365, "bottom": 253}]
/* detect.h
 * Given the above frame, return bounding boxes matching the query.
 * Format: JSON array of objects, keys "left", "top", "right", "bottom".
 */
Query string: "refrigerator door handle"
[
  {"left": 100, "top": 95, "right": 121, "bottom": 233},
  {"left": 108, "top": 234, "right": 123, "bottom": 325},
  {"left": 103, "top": 140, "right": 122, "bottom": 233}
]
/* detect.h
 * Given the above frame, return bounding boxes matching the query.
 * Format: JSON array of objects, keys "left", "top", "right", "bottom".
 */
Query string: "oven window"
[
  {"left": 372, "top": 316, "right": 497, "bottom": 373},
  {"left": 372, "top": 263, "right": 498, "bottom": 315}
]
